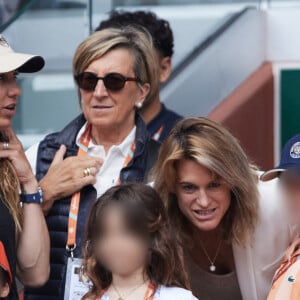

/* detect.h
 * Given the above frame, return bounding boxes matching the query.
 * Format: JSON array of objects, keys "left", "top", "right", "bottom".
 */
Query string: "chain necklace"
[
  {"left": 111, "top": 280, "right": 148, "bottom": 300},
  {"left": 199, "top": 240, "right": 222, "bottom": 272}
]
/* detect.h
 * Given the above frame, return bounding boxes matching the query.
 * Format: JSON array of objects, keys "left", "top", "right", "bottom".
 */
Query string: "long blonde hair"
[
  {"left": 0, "top": 132, "right": 21, "bottom": 231},
  {"left": 153, "top": 117, "right": 259, "bottom": 246}
]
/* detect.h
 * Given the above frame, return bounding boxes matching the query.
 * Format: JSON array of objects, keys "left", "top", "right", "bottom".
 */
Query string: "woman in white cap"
[
  {"left": 262, "top": 134, "right": 300, "bottom": 300},
  {"left": 0, "top": 35, "right": 49, "bottom": 299}
]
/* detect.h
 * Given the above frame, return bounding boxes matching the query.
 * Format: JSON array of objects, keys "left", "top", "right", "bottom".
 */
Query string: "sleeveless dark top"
[{"left": 0, "top": 198, "right": 18, "bottom": 299}]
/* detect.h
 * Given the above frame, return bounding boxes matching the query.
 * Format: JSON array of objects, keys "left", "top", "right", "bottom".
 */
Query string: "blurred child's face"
[
  {"left": 0, "top": 269, "right": 9, "bottom": 298},
  {"left": 95, "top": 205, "right": 149, "bottom": 277},
  {"left": 280, "top": 170, "right": 300, "bottom": 224}
]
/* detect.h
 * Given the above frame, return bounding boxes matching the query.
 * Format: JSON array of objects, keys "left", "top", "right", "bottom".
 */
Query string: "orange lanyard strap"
[
  {"left": 116, "top": 142, "right": 136, "bottom": 185},
  {"left": 96, "top": 282, "right": 157, "bottom": 300},
  {"left": 66, "top": 124, "right": 91, "bottom": 254},
  {"left": 143, "top": 282, "right": 157, "bottom": 300},
  {"left": 96, "top": 288, "right": 107, "bottom": 300},
  {"left": 66, "top": 124, "right": 135, "bottom": 255},
  {"left": 152, "top": 125, "right": 164, "bottom": 142}
]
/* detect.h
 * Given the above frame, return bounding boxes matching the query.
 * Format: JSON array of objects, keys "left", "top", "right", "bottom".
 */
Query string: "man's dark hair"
[{"left": 96, "top": 10, "right": 174, "bottom": 58}]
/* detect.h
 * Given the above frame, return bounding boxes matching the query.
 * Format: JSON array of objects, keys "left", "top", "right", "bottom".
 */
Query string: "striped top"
[{"left": 267, "top": 237, "right": 300, "bottom": 300}]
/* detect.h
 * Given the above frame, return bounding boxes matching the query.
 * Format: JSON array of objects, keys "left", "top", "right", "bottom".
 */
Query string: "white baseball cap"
[{"left": 0, "top": 35, "right": 44, "bottom": 73}]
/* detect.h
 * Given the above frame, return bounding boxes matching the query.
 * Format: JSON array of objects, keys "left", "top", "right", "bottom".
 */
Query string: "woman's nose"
[
  {"left": 7, "top": 79, "right": 21, "bottom": 98},
  {"left": 196, "top": 190, "right": 210, "bottom": 208},
  {"left": 93, "top": 79, "right": 108, "bottom": 97}
]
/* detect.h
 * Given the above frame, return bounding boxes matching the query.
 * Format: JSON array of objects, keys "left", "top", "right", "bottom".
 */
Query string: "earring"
[{"left": 135, "top": 102, "right": 143, "bottom": 109}]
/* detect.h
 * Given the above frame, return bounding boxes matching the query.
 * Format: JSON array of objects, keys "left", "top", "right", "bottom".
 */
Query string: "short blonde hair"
[
  {"left": 73, "top": 26, "right": 159, "bottom": 106},
  {"left": 153, "top": 117, "right": 259, "bottom": 246}
]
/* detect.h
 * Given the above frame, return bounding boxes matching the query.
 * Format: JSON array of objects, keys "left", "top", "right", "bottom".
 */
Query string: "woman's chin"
[
  {"left": 86, "top": 115, "right": 113, "bottom": 128},
  {"left": 0, "top": 120, "right": 12, "bottom": 131}
]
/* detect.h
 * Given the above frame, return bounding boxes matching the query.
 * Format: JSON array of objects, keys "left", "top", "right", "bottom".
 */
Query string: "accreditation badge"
[{"left": 64, "top": 258, "right": 91, "bottom": 300}]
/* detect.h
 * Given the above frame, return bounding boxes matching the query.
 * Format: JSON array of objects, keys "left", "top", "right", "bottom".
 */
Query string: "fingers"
[
  {"left": 51, "top": 145, "right": 67, "bottom": 167},
  {"left": 82, "top": 166, "right": 98, "bottom": 178},
  {"left": 0, "top": 128, "right": 22, "bottom": 151},
  {"left": 0, "top": 149, "right": 17, "bottom": 160},
  {"left": 81, "top": 175, "right": 97, "bottom": 186},
  {"left": 66, "top": 156, "right": 102, "bottom": 174}
]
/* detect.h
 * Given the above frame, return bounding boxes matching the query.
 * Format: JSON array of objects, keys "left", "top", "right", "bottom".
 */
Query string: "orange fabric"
[
  {"left": 67, "top": 124, "right": 91, "bottom": 248},
  {"left": 152, "top": 125, "right": 164, "bottom": 142},
  {"left": 0, "top": 240, "right": 12, "bottom": 285},
  {"left": 143, "top": 282, "right": 157, "bottom": 300},
  {"left": 18, "top": 291, "right": 24, "bottom": 300},
  {"left": 267, "top": 238, "right": 300, "bottom": 300}
]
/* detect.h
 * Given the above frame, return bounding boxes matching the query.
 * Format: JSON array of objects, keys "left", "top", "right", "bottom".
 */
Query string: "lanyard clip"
[{"left": 66, "top": 244, "right": 76, "bottom": 261}]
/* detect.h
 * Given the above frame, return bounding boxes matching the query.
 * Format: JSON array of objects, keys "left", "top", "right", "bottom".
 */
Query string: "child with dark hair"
[
  {"left": 0, "top": 241, "right": 12, "bottom": 299},
  {"left": 81, "top": 183, "right": 198, "bottom": 300},
  {"left": 96, "top": 10, "right": 182, "bottom": 143}
]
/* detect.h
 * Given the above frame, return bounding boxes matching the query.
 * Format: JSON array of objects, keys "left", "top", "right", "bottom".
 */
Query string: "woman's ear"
[{"left": 136, "top": 83, "right": 150, "bottom": 107}]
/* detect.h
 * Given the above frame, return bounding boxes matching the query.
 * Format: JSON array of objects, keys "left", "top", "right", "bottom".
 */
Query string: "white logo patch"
[{"left": 290, "top": 142, "right": 300, "bottom": 158}]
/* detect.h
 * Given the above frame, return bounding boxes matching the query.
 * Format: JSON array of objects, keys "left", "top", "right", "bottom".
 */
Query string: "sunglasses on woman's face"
[{"left": 75, "top": 72, "right": 141, "bottom": 92}]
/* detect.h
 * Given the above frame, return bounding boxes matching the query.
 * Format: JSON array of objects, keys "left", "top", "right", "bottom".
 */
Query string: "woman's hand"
[
  {"left": 39, "top": 145, "right": 102, "bottom": 214},
  {"left": 0, "top": 127, "right": 38, "bottom": 193}
]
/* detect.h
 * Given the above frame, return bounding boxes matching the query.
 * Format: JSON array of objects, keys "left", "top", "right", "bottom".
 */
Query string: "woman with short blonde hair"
[
  {"left": 73, "top": 26, "right": 160, "bottom": 106},
  {"left": 25, "top": 26, "right": 161, "bottom": 299},
  {"left": 153, "top": 117, "right": 296, "bottom": 300}
]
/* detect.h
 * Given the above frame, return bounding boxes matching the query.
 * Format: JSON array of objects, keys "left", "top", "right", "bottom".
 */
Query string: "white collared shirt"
[{"left": 26, "top": 123, "right": 136, "bottom": 197}]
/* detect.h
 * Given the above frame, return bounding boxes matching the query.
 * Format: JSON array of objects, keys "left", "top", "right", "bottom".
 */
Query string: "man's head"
[
  {"left": 261, "top": 134, "right": 300, "bottom": 224},
  {"left": 96, "top": 10, "right": 174, "bottom": 85}
]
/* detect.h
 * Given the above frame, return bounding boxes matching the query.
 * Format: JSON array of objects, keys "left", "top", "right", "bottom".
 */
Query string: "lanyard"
[
  {"left": 66, "top": 124, "right": 135, "bottom": 257},
  {"left": 152, "top": 125, "right": 164, "bottom": 142},
  {"left": 96, "top": 282, "right": 157, "bottom": 300},
  {"left": 143, "top": 282, "right": 157, "bottom": 300}
]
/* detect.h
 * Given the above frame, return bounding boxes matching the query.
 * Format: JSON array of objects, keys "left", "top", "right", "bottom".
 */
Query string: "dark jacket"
[
  {"left": 147, "top": 103, "right": 182, "bottom": 143},
  {"left": 25, "top": 114, "right": 160, "bottom": 300}
]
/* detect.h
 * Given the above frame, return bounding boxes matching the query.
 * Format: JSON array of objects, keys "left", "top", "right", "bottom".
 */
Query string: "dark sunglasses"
[{"left": 75, "top": 72, "right": 141, "bottom": 92}]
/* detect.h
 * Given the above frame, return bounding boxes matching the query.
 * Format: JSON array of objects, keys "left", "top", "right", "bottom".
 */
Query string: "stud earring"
[{"left": 135, "top": 102, "right": 143, "bottom": 109}]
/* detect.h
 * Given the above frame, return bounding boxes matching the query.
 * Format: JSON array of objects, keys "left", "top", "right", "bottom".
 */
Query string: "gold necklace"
[{"left": 111, "top": 280, "right": 148, "bottom": 300}]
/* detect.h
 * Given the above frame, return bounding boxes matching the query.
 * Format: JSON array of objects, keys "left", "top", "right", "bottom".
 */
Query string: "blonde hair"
[
  {"left": 153, "top": 117, "right": 259, "bottom": 246},
  {"left": 0, "top": 133, "right": 21, "bottom": 231},
  {"left": 73, "top": 26, "right": 159, "bottom": 106}
]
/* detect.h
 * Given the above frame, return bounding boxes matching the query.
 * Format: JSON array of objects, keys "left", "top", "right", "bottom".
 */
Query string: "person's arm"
[
  {"left": 16, "top": 177, "right": 50, "bottom": 287},
  {"left": 0, "top": 128, "right": 50, "bottom": 287}
]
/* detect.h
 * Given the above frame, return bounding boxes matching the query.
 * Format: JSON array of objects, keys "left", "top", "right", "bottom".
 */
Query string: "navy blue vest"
[{"left": 25, "top": 114, "right": 160, "bottom": 300}]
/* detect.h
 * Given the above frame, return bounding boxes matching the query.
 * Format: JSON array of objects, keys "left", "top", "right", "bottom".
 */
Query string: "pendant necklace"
[{"left": 199, "top": 239, "right": 222, "bottom": 272}]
